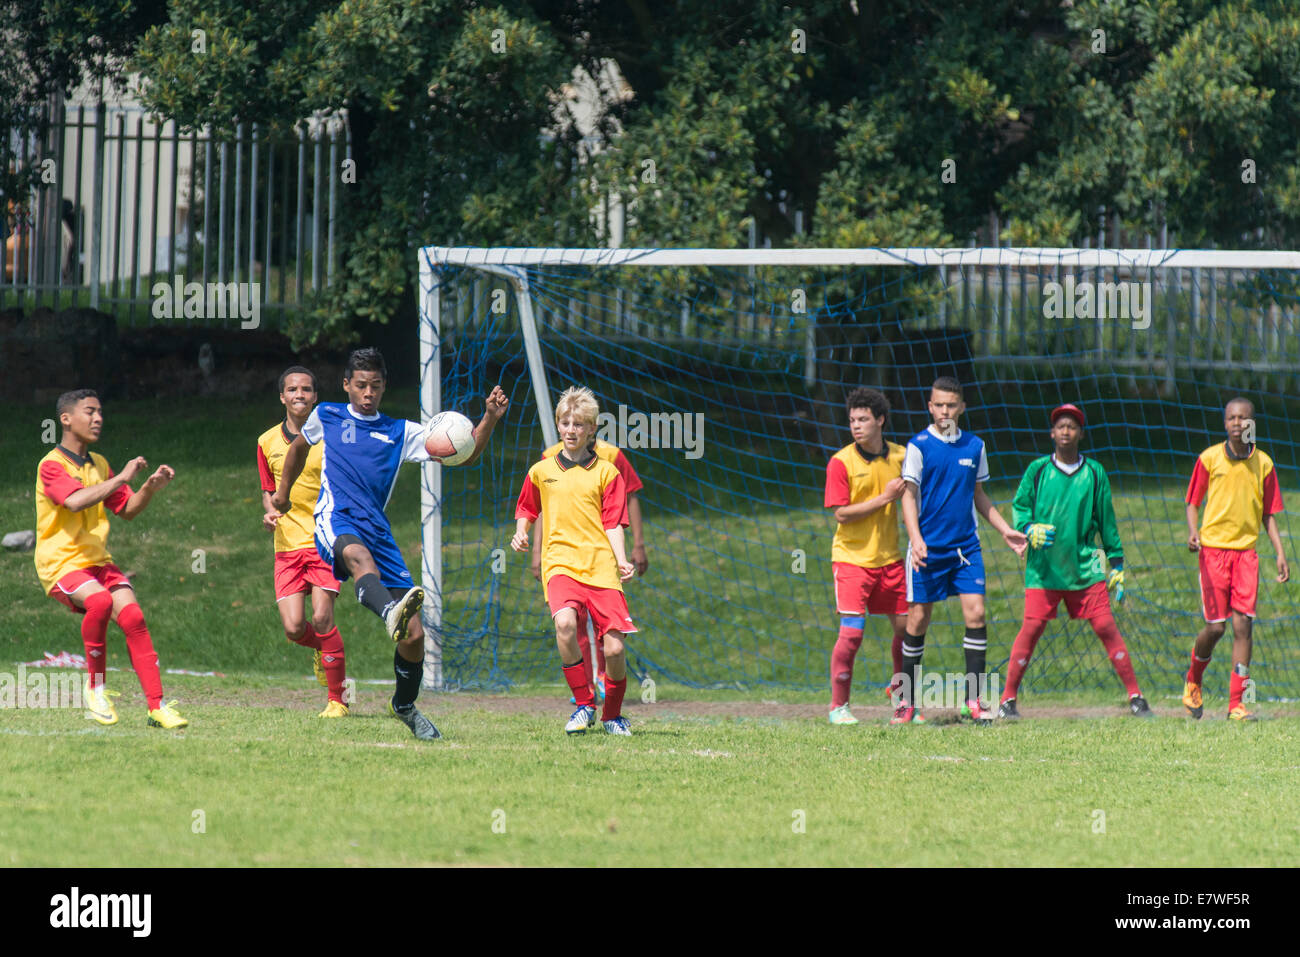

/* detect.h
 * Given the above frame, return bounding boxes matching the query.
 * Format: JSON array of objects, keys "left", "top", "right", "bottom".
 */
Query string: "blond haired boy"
[{"left": 512, "top": 387, "right": 638, "bottom": 734}]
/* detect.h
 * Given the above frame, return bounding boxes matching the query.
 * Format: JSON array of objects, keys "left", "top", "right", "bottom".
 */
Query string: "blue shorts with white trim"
[{"left": 906, "top": 545, "right": 986, "bottom": 603}]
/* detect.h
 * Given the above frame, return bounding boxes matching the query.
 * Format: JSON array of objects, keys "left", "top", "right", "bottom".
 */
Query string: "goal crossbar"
[{"left": 425, "top": 246, "right": 1300, "bottom": 270}]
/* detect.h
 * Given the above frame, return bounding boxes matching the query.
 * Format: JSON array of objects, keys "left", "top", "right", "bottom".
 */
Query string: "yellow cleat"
[
  {"left": 83, "top": 677, "right": 119, "bottom": 726},
  {"left": 319, "top": 699, "right": 349, "bottom": 718},
  {"left": 1228, "top": 704, "right": 1257, "bottom": 722},
  {"left": 312, "top": 649, "right": 327, "bottom": 688},
  {"left": 1181, "top": 681, "right": 1203, "bottom": 720},
  {"left": 147, "top": 700, "right": 189, "bottom": 729}
]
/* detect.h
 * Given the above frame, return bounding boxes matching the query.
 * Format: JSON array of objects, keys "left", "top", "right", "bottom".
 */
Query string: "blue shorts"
[
  {"left": 906, "top": 545, "right": 985, "bottom": 603},
  {"left": 315, "top": 511, "right": 414, "bottom": 590}
]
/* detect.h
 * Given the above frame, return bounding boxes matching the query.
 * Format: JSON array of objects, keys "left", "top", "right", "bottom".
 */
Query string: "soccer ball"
[{"left": 424, "top": 411, "right": 475, "bottom": 466}]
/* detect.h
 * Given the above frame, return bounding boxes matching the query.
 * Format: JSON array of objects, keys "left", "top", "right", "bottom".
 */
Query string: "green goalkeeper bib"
[{"left": 1012, "top": 455, "right": 1123, "bottom": 591}]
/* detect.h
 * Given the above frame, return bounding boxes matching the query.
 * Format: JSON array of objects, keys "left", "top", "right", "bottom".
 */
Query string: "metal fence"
[
  {"left": 6, "top": 99, "right": 1294, "bottom": 378},
  {"left": 432, "top": 238, "right": 1300, "bottom": 396},
  {"left": 2, "top": 100, "right": 351, "bottom": 328}
]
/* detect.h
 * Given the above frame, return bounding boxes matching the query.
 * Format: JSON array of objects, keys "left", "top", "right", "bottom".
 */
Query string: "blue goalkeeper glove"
[
  {"left": 1025, "top": 523, "right": 1056, "bottom": 549},
  {"left": 1107, "top": 567, "right": 1125, "bottom": 604}
]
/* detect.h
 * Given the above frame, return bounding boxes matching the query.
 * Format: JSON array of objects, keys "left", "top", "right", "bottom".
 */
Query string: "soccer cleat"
[
  {"left": 1129, "top": 695, "right": 1153, "bottom": 717},
  {"left": 1227, "top": 705, "right": 1258, "bottom": 722},
  {"left": 961, "top": 699, "right": 995, "bottom": 725},
  {"left": 886, "top": 676, "right": 903, "bottom": 701},
  {"left": 1182, "top": 681, "right": 1204, "bottom": 720},
  {"left": 828, "top": 704, "right": 859, "bottom": 725},
  {"left": 312, "top": 649, "right": 327, "bottom": 687},
  {"left": 564, "top": 705, "right": 597, "bottom": 735},
  {"left": 997, "top": 698, "right": 1020, "bottom": 721},
  {"left": 603, "top": 716, "right": 632, "bottom": 736},
  {"left": 889, "top": 704, "right": 926, "bottom": 725},
  {"left": 83, "top": 678, "right": 119, "bottom": 726},
  {"left": 319, "top": 699, "right": 349, "bottom": 718},
  {"left": 384, "top": 586, "right": 424, "bottom": 643},
  {"left": 147, "top": 700, "right": 189, "bottom": 729},
  {"left": 388, "top": 700, "right": 441, "bottom": 739}
]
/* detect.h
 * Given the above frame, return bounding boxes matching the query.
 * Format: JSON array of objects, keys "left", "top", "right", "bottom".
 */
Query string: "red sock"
[
  {"left": 80, "top": 591, "right": 114, "bottom": 689},
  {"left": 1092, "top": 614, "right": 1141, "bottom": 697},
  {"left": 563, "top": 660, "right": 595, "bottom": 707},
  {"left": 891, "top": 629, "right": 904, "bottom": 688},
  {"left": 1003, "top": 617, "right": 1048, "bottom": 702},
  {"left": 287, "top": 622, "right": 322, "bottom": 650},
  {"left": 575, "top": 610, "right": 597, "bottom": 691},
  {"left": 602, "top": 675, "right": 627, "bottom": 721},
  {"left": 316, "top": 626, "right": 346, "bottom": 702},
  {"left": 1229, "top": 667, "right": 1248, "bottom": 710},
  {"left": 1188, "top": 651, "right": 1212, "bottom": 685},
  {"left": 116, "top": 604, "right": 163, "bottom": 710},
  {"left": 830, "top": 625, "right": 864, "bottom": 708}
]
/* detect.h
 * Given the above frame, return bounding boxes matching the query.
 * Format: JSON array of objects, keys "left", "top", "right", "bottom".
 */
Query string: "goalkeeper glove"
[
  {"left": 1107, "top": 567, "right": 1125, "bottom": 604},
  {"left": 1025, "top": 523, "right": 1056, "bottom": 549}
]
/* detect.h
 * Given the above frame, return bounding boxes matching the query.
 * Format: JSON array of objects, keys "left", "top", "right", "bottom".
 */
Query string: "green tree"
[
  {"left": 135, "top": 1, "right": 597, "bottom": 347},
  {"left": 1, "top": 2, "right": 167, "bottom": 256},
  {"left": 122, "top": 0, "right": 1300, "bottom": 342}
]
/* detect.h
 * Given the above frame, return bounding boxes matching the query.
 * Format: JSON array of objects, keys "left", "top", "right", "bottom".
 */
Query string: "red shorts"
[
  {"left": 49, "top": 563, "right": 131, "bottom": 614},
  {"left": 833, "top": 561, "right": 907, "bottom": 616},
  {"left": 1024, "top": 580, "right": 1111, "bottom": 621},
  {"left": 547, "top": 574, "right": 637, "bottom": 637},
  {"left": 1199, "top": 546, "right": 1258, "bottom": 621},
  {"left": 274, "top": 547, "right": 341, "bottom": 601}
]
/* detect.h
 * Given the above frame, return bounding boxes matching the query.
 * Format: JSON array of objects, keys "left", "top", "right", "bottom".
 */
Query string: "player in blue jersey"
[
  {"left": 895, "top": 377, "right": 1027, "bottom": 724},
  {"left": 271, "top": 348, "right": 508, "bottom": 739}
]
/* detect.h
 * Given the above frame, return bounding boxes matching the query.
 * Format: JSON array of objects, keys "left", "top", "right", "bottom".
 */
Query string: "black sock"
[
  {"left": 964, "top": 625, "right": 988, "bottom": 701},
  {"left": 902, "top": 631, "right": 926, "bottom": 706},
  {"left": 355, "top": 573, "right": 391, "bottom": 619},
  {"left": 392, "top": 648, "right": 422, "bottom": 711}
]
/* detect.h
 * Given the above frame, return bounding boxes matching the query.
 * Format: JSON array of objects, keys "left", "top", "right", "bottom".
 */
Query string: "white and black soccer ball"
[{"left": 424, "top": 411, "right": 475, "bottom": 466}]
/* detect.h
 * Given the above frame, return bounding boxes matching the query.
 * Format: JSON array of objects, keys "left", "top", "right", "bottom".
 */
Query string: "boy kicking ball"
[
  {"left": 512, "top": 386, "right": 637, "bottom": 736},
  {"left": 272, "top": 348, "right": 508, "bottom": 739},
  {"left": 1182, "top": 397, "right": 1288, "bottom": 721},
  {"left": 999, "top": 404, "right": 1150, "bottom": 719}
]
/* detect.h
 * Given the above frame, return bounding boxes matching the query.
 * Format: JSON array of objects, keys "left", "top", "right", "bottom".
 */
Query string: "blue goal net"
[{"left": 419, "top": 248, "right": 1300, "bottom": 701}]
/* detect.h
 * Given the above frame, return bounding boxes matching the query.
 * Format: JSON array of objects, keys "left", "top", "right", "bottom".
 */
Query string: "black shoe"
[
  {"left": 996, "top": 698, "right": 1020, "bottom": 721},
  {"left": 1129, "top": 695, "right": 1153, "bottom": 717}
]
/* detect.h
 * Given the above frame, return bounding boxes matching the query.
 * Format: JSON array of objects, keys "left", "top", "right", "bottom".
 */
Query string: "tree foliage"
[{"left": 5, "top": 0, "right": 1290, "bottom": 337}]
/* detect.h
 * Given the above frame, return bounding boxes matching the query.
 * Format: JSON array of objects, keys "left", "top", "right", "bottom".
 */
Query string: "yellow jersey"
[
  {"left": 258, "top": 421, "right": 325, "bottom": 553},
  {"left": 824, "top": 441, "right": 905, "bottom": 567},
  {"left": 35, "top": 446, "right": 132, "bottom": 592},
  {"left": 516, "top": 451, "right": 629, "bottom": 595}
]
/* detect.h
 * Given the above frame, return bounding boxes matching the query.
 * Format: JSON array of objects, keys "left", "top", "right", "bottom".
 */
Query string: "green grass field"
[
  {"left": 3, "top": 392, "right": 1299, "bottom": 866},
  {"left": 3, "top": 677, "right": 1297, "bottom": 866}
]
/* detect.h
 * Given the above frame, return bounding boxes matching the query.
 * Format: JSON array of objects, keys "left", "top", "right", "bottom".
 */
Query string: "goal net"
[{"left": 417, "top": 247, "right": 1300, "bottom": 702}]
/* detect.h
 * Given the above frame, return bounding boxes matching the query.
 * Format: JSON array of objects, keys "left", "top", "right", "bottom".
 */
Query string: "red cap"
[{"left": 1051, "top": 403, "right": 1086, "bottom": 428}]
